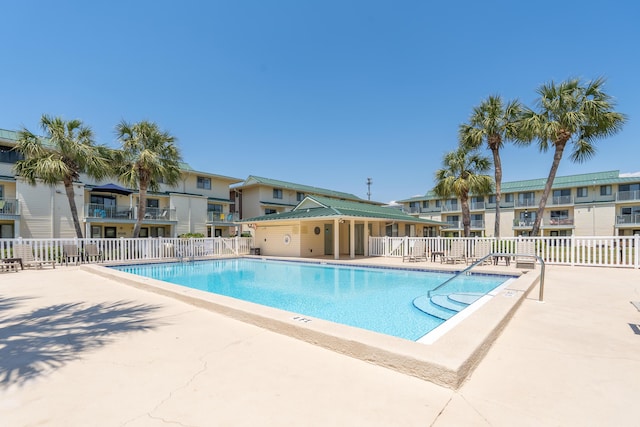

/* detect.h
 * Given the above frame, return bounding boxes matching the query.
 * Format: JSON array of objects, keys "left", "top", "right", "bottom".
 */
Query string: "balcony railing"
[
  {"left": 547, "top": 217, "right": 574, "bottom": 226},
  {"left": 0, "top": 198, "right": 19, "bottom": 216},
  {"left": 469, "top": 201, "right": 485, "bottom": 210},
  {"left": 515, "top": 198, "right": 537, "bottom": 208},
  {"left": 549, "top": 195, "right": 573, "bottom": 205},
  {"left": 85, "top": 204, "right": 177, "bottom": 221},
  {"left": 440, "top": 203, "right": 460, "bottom": 212},
  {"left": 207, "top": 212, "right": 235, "bottom": 223},
  {"left": 616, "top": 190, "right": 640, "bottom": 202},
  {"left": 443, "top": 220, "right": 484, "bottom": 229},
  {"left": 486, "top": 200, "right": 515, "bottom": 209},
  {"left": 406, "top": 205, "right": 440, "bottom": 214},
  {"left": 513, "top": 218, "right": 536, "bottom": 227},
  {"left": 617, "top": 214, "right": 640, "bottom": 225}
]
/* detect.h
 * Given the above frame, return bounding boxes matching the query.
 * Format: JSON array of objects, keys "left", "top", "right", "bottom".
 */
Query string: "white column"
[
  {"left": 350, "top": 219, "right": 355, "bottom": 259},
  {"left": 364, "top": 220, "right": 369, "bottom": 256},
  {"left": 334, "top": 218, "right": 340, "bottom": 260}
]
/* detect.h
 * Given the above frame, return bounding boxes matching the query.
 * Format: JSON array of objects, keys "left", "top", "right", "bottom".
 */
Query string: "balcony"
[
  {"left": 443, "top": 220, "right": 484, "bottom": 229},
  {"left": 469, "top": 201, "right": 485, "bottom": 210},
  {"left": 486, "top": 200, "right": 515, "bottom": 209},
  {"left": 547, "top": 217, "right": 574, "bottom": 226},
  {"left": 515, "top": 198, "right": 537, "bottom": 208},
  {"left": 513, "top": 218, "right": 536, "bottom": 227},
  {"left": 441, "top": 203, "right": 460, "bottom": 212},
  {"left": 616, "top": 214, "right": 640, "bottom": 225},
  {"left": 549, "top": 195, "right": 574, "bottom": 206},
  {"left": 85, "top": 204, "right": 177, "bottom": 221},
  {"left": 0, "top": 198, "right": 19, "bottom": 216},
  {"left": 616, "top": 190, "right": 640, "bottom": 202},
  {"left": 207, "top": 212, "right": 235, "bottom": 223},
  {"left": 405, "top": 205, "right": 440, "bottom": 214}
]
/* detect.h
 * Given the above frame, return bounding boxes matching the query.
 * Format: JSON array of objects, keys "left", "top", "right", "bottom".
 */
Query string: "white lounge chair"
[
  {"left": 515, "top": 240, "right": 537, "bottom": 269},
  {"left": 444, "top": 240, "right": 466, "bottom": 264},
  {"left": 403, "top": 240, "right": 427, "bottom": 262},
  {"left": 467, "top": 240, "right": 492, "bottom": 265},
  {"left": 13, "top": 243, "right": 56, "bottom": 269}
]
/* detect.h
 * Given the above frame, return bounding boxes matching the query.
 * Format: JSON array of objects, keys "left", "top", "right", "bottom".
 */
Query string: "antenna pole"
[{"left": 366, "top": 177, "right": 372, "bottom": 200}]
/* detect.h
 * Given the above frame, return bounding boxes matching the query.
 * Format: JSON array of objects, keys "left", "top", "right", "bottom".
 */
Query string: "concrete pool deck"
[{"left": 1, "top": 259, "right": 640, "bottom": 426}]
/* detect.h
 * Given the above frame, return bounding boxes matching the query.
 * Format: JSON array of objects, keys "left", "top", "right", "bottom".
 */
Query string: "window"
[
  {"left": 146, "top": 199, "right": 159, "bottom": 208},
  {"left": 296, "top": 192, "right": 305, "bottom": 201},
  {"left": 0, "top": 185, "right": 3, "bottom": 199},
  {"left": 446, "top": 215, "right": 459, "bottom": 225},
  {"left": 422, "top": 200, "right": 429, "bottom": 208},
  {"left": 0, "top": 145, "right": 22, "bottom": 164},
  {"left": 504, "top": 193, "right": 514, "bottom": 203},
  {"left": 488, "top": 195, "right": 496, "bottom": 204},
  {"left": 550, "top": 210, "right": 569, "bottom": 224},
  {"left": 600, "top": 185, "right": 612, "bottom": 196},
  {"left": 265, "top": 208, "right": 277, "bottom": 215},
  {"left": 208, "top": 203, "right": 223, "bottom": 212},
  {"left": 518, "top": 192, "right": 535, "bottom": 205},
  {"left": 553, "top": 189, "right": 571, "bottom": 197},
  {"left": 385, "top": 223, "right": 398, "bottom": 237},
  {"left": 197, "top": 176, "right": 211, "bottom": 190},
  {"left": 273, "top": 188, "right": 283, "bottom": 199},
  {"left": 90, "top": 195, "right": 116, "bottom": 207},
  {"left": 577, "top": 187, "right": 588, "bottom": 198},
  {"left": 435, "top": 200, "right": 441, "bottom": 208}
]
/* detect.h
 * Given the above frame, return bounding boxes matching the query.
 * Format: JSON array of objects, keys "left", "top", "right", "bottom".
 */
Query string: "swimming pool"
[{"left": 112, "top": 258, "right": 510, "bottom": 341}]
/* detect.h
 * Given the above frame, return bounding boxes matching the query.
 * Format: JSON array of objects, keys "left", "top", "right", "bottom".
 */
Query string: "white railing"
[
  {"left": 368, "top": 235, "right": 640, "bottom": 269},
  {"left": 0, "top": 237, "right": 253, "bottom": 264}
]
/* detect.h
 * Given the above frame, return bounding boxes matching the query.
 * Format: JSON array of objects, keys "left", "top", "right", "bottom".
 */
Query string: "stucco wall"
[
  {"left": 254, "top": 223, "right": 301, "bottom": 257},
  {"left": 574, "top": 203, "right": 616, "bottom": 236}
]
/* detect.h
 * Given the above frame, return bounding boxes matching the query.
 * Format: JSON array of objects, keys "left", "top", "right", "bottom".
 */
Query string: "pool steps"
[{"left": 413, "top": 292, "right": 484, "bottom": 320}]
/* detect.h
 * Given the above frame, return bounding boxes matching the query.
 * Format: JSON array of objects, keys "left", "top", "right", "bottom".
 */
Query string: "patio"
[{"left": 1, "top": 261, "right": 639, "bottom": 426}]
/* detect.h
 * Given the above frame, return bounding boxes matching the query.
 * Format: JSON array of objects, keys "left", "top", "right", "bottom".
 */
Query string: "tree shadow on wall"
[{"left": 0, "top": 295, "right": 164, "bottom": 387}]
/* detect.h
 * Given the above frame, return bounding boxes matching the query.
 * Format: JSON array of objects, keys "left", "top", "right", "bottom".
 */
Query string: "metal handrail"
[{"left": 428, "top": 252, "right": 546, "bottom": 302}]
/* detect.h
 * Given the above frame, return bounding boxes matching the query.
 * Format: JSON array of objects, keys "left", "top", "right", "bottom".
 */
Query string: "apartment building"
[
  {"left": 398, "top": 170, "right": 640, "bottom": 237},
  {"left": 0, "top": 129, "right": 242, "bottom": 238},
  {"left": 233, "top": 175, "right": 383, "bottom": 220}
]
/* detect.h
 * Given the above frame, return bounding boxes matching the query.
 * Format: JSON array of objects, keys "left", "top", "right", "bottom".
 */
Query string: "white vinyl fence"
[
  {"left": 369, "top": 235, "right": 640, "bottom": 269},
  {"left": 0, "top": 237, "right": 254, "bottom": 264}
]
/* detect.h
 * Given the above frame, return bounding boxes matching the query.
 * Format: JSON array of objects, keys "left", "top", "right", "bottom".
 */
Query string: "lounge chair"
[
  {"left": 467, "top": 240, "right": 492, "bottom": 265},
  {"left": 515, "top": 240, "right": 537, "bottom": 269},
  {"left": 443, "top": 240, "right": 466, "bottom": 264},
  {"left": 403, "top": 240, "right": 427, "bottom": 262},
  {"left": 62, "top": 244, "right": 81, "bottom": 265},
  {"left": 84, "top": 243, "right": 103, "bottom": 263},
  {"left": 13, "top": 243, "right": 56, "bottom": 269}
]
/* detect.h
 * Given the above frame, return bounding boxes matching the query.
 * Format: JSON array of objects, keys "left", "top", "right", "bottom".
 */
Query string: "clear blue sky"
[{"left": 2, "top": 1, "right": 639, "bottom": 203}]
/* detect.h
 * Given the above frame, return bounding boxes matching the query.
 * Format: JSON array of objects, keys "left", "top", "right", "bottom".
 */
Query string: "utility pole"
[{"left": 366, "top": 177, "right": 372, "bottom": 200}]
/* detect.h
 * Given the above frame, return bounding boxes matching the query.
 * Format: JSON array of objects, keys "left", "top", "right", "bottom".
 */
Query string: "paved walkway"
[{"left": 1, "top": 262, "right": 639, "bottom": 426}]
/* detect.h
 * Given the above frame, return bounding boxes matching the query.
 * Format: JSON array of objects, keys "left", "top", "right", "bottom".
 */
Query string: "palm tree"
[
  {"left": 14, "top": 115, "right": 111, "bottom": 238},
  {"left": 113, "top": 120, "right": 182, "bottom": 238},
  {"left": 519, "top": 77, "right": 626, "bottom": 236},
  {"left": 434, "top": 145, "right": 493, "bottom": 237},
  {"left": 459, "top": 95, "right": 522, "bottom": 238}
]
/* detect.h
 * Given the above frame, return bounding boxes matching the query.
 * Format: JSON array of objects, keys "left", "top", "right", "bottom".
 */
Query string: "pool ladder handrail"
[{"left": 427, "top": 252, "right": 546, "bottom": 302}]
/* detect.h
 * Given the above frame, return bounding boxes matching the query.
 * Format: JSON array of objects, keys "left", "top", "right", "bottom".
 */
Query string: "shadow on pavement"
[{"left": 0, "top": 295, "right": 163, "bottom": 387}]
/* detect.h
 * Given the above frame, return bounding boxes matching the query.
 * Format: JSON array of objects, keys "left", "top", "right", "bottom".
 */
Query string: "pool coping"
[{"left": 82, "top": 257, "right": 540, "bottom": 389}]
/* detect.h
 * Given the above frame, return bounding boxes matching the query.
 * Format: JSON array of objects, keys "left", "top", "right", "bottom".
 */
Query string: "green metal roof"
[
  {"left": 239, "top": 175, "right": 380, "bottom": 204},
  {"left": 241, "top": 194, "right": 447, "bottom": 225},
  {"left": 399, "top": 170, "right": 640, "bottom": 202},
  {"left": 207, "top": 196, "right": 232, "bottom": 203},
  {"left": 0, "top": 129, "right": 19, "bottom": 141}
]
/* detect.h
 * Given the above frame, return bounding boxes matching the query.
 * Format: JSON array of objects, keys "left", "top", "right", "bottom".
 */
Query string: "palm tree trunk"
[
  {"left": 64, "top": 178, "right": 84, "bottom": 238},
  {"left": 461, "top": 195, "right": 471, "bottom": 237},
  {"left": 531, "top": 141, "right": 567, "bottom": 236},
  {"left": 492, "top": 148, "right": 502, "bottom": 238},
  {"left": 133, "top": 181, "right": 148, "bottom": 238}
]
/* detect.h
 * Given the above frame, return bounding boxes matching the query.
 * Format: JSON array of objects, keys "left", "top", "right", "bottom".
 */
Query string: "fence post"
[
  {"left": 570, "top": 234, "right": 576, "bottom": 266},
  {"left": 635, "top": 234, "right": 640, "bottom": 269}
]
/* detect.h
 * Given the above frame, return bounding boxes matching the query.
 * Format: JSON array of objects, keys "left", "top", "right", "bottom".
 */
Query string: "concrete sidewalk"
[{"left": 1, "top": 263, "right": 639, "bottom": 426}]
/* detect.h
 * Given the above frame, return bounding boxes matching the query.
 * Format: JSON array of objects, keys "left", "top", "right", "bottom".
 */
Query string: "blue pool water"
[{"left": 112, "top": 258, "right": 509, "bottom": 341}]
